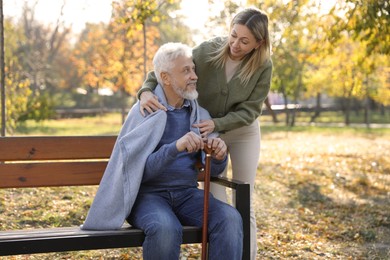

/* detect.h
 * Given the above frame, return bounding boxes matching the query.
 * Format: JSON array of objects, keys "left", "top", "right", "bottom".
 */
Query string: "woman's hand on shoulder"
[{"left": 139, "top": 91, "right": 167, "bottom": 116}]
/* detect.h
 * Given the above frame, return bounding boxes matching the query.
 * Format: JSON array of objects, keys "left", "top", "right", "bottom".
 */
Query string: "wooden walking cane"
[{"left": 201, "top": 145, "right": 213, "bottom": 260}]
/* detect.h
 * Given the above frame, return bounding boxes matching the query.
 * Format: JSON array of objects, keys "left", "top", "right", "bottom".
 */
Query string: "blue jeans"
[{"left": 127, "top": 187, "right": 243, "bottom": 260}]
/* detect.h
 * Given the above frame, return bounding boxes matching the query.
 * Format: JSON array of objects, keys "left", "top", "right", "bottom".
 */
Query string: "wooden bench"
[{"left": 0, "top": 136, "right": 250, "bottom": 259}]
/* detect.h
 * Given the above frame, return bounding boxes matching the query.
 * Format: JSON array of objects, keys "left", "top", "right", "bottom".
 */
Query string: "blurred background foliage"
[{"left": 0, "top": 0, "right": 389, "bottom": 134}]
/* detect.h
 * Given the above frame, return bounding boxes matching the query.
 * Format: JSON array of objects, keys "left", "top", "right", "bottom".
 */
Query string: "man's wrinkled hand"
[
  {"left": 176, "top": 132, "right": 204, "bottom": 153},
  {"left": 205, "top": 137, "right": 227, "bottom": 161}
]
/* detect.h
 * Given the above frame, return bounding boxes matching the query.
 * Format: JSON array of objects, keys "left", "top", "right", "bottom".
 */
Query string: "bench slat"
[
  {"left": 0, "top": 162, "right": 209, "bottom": 188},
  {"left": 0, "top": 226, "right": 202, "bottom": 256},
  {"left": 0, "top": 161, "right": 107, "bottom": 188},
  {"left": 0, "top": 136, "right": 116, "bottom": 161}
]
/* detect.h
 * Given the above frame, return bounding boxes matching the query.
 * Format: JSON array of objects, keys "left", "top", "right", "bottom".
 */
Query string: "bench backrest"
[
  {"left": 0, "top": 136, "right": 116, "bottom": 188},
  {"left": 0, "top": 136, "right": 206, "bottom": 189}
]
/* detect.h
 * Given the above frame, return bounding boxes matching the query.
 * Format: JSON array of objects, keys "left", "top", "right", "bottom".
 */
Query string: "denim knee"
[
  {"left": 142, "top": 220, "right": 183, "bottom": 260},
  {"left": 208, "top": 206, "right": 243, "bottom": 259},
  {"left": 222, "top": 208, "right": 243, "bottom": 236},
  {"left": 144, "top": 220, "right": 183, "bottom": 243}
]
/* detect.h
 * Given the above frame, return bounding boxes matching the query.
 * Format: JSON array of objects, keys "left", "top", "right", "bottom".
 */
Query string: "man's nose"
[{"left": 191, "top": 70, "right": 198, "bottom": 80}]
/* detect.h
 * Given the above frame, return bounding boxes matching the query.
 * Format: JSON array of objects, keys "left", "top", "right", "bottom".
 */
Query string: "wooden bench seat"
[{"left": 0, "top": 136, "right": 250, "bottom": 259}]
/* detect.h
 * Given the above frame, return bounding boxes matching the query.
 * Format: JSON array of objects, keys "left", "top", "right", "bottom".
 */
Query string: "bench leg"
[{"left": 236, "top": 183, "right": 250, "bottom": 260}]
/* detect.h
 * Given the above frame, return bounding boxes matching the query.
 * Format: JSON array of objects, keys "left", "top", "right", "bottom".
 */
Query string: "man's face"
[{"left": 168, "top": 56, "right": 198, "bottom": 100}]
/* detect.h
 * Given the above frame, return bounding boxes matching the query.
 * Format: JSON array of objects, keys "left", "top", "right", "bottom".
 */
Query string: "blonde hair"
[{"left": 209, "top": 8, "right": 271, "bottom": 86}]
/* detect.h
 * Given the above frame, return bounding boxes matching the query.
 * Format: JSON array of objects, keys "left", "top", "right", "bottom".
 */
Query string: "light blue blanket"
[{"left": 81, "top": 85, "right": 213, "bottom": 230}]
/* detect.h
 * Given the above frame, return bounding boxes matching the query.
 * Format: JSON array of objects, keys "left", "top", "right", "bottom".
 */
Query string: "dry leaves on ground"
[
  {"left": 1, "top": 130, "right": 389, "bottom": 259},
  {"left": 256, "top": 131, "right": 390, "bottom": 259}
]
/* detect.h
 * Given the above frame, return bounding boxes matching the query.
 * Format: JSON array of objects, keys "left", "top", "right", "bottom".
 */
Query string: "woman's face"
[{"left": 228, "top": 24, "right": 261, "bottom": 61}]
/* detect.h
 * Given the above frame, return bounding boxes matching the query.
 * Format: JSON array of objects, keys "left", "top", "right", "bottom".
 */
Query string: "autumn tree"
[
  {"left": 326, "top": 0, "right": 390, "bottom": 125},
  {"left": 4, "top": 0, "right": 207, "bottom": 130},
  {"left": 73, "top": 23, "right": 112, "bottom": 90},
  {"left": 248, "top": 0, "right": 389, "bottom": 127},
  {"left": 112, "top": 0, "right": 179, "bottom": 79},
  {"left": 302, "top": 5, "right": 338, "bottom": 123},
  {"left": 15, "top": 2, "right": 72, "bottom": 121},
  {"left": 370, "top": 57, "right": 390, "bottom": 108},
  {"left": 330, "top": 0, "right": 389, "bottom": 55},
  {"left": 154, "top": 4, "right": 193, "bottom": 46},
  {"left": 249, "top": 0, "right": 324, "bottom": 126},
  {"left": 101, "top": 0, "right": 183, "bottom": 121},
  {"left": 2, "top": 18, "right": 32, "bottom": 134}
]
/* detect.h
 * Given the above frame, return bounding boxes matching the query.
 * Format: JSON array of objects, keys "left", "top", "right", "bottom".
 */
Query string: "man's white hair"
[{"left": 153, "top": 42, "right": 193, "bottom": 85}]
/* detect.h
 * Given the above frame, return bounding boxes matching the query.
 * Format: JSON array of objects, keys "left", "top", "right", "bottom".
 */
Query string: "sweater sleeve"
[
  {"left": 137, "top": 71, "right": 159, "bottom": 100},
  {"left": 143, "top": 143, "right": 226, "bottom": 180},
  {"left": 142, "top": 142, "right": 179, "bottom": 182},
  {"left": 210, "top": 156, "right": 228, "bottom": 177}
]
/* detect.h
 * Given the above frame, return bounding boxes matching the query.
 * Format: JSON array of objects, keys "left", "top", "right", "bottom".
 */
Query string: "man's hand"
[
  {"left": 176, "top": 132, "right": 204, "bottom": 153},
  {"left": 139, "top": 91, "right": 167, "bottom": 116},
  {"left": 205, "top": 137, "right": 227, "bottom": 161}
]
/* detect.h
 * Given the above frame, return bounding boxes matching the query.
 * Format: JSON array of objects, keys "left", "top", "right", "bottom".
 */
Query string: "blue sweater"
[{"left": 141, "top": 104, "right": 227, "bottom": 192}]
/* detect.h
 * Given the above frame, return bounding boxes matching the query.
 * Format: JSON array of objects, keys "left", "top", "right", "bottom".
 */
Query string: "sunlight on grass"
[
  {"left": 11, "top": 112, "right": 390, "bottom": 137},
  {"left": 261, "top": 110, "right": 390, "bottom": 125},
  {"left": 15, "top": 113, "right": 123, "bottom": 136}
]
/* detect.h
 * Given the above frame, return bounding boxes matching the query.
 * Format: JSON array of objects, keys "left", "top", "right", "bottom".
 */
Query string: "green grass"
[
  {"left": 261, "top": 124, "right": 390, "bottom": 136},
  {"left": 11, "top": 111, "right": 390, "bottom": 137},
  {"left": 14, "top": 113, "right": 123, "bottom": 136},
  {"left": 261, "top": 110, "right": 390, "bottom": 125}
]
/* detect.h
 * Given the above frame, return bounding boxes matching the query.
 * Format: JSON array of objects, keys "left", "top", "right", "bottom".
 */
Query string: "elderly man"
[{"left": 82, "top": 42, "right": 243, "bottom": 260}]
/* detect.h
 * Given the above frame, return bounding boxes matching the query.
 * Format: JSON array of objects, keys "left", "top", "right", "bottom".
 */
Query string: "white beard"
[
  {"left": 182, "top": 89, "right": 198, "bottom": 100},
  {"left": 173, "top": 81, "right": 198, "bottom": 100}
]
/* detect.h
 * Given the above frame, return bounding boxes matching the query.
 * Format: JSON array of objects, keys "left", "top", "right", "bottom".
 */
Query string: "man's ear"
[{"left": 161, "top": 72, "right": 170, "bottom": 86}]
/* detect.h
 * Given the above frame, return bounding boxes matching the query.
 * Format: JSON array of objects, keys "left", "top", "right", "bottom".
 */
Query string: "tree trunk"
[
  {"left": 120, "top": 88, "right": 126, "bottom": 125},
  {"left": 344, "top": 97, "right": 351, "bottom": 126},
  {"left": 310, "top": 93, "right": 322, "bottom": 123},
  {"left": 121, "top": 28, "right": 128, "bottom": 124},
  {"left": 364, "top": 96, "right": 371, "bottom": 128},
  {"left": 363, "top": 75, "right": 371, "bottom": 128},
  {"left": 143, "top": 23, "right": 147, "bottom": 79},
  {"left": 264, "top": 97, "right": 278, "bottom": 123},
  {"left": 290, "top": 106, "right": 296, "bottom": 127},
  {"left": 290, "top": 72, "right": 303, "bottom": 127},
  {"left": 380, "top": 104, "right": 385, "bottom": 116},
  {"left": 281, "top": 87, "right": 289, "bottom": 126},
  {"left": 0, "top": 0, "right": 5, "bottom": 136}
]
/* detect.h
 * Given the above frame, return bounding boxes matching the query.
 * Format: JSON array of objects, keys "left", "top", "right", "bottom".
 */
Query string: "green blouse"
[{"left": 138, "top": 37, "right": 273, "bottom": 132}]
